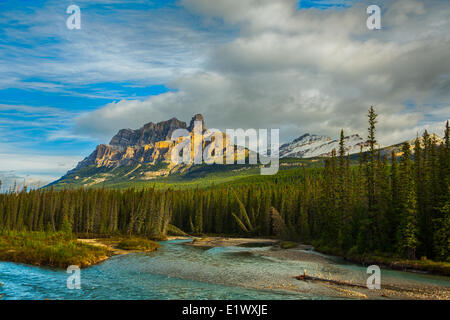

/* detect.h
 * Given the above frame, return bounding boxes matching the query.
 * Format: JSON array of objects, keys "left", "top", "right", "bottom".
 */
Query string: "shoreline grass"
[
  {"left": 0, "top": 231, "right": 109, "bottom": 269},
  {"left": 96, "top": 237, "right": 161, "bottom": 251},
  {"left": 1, "top": 231, "right": 448, "bottom": 277},
  {"left": 349, "top": 255, "right": 450, "bottom": 276},
  {"left": 279, "top": 241, "right": 299, "bottom": 249},
  {"left": 0, "top": 232, "right": 162, "bottom": 269},
  {"left": 315, "top": 245, "right": 450, "bottom": 276}
]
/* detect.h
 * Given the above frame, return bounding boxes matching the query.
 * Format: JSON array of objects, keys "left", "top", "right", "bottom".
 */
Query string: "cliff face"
[
  {"left": 109, "top": 117, "right": 189, "bottom": 148},
  {"left": 51, "top": 113, "right": 251, "bottom": 188},
  {"left": 73, "top": 114, "right": 206, "bottom": 171}
]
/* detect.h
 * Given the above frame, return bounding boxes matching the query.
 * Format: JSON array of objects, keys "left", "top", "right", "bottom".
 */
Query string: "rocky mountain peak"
[
  {"left": 109, "top": 117, "right": 188, "bottom": 149},
  {"left": 188, "top": 113, "right": 206, "bottom": 132},
  {"left": 69, "top": 114, "right": 209, "bottom": 176},
  {"left": 290, "top": 133, "right": 330, "bottom": 144}
]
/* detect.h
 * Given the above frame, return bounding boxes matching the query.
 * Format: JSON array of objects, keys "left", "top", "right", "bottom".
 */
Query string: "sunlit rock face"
[
  {"left": 109, "top": 117, "right": 188, "bottom": 149},
  {"left": 73, "top": 115, "right": 204, "bottom": 171},
  {"left": 60, "top": 114, "right": 240, "bottom": 187}
]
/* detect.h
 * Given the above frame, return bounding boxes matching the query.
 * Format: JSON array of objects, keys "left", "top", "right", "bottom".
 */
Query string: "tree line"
[{"left": 0, "top": 109, "right": 448, "bottom": 261}]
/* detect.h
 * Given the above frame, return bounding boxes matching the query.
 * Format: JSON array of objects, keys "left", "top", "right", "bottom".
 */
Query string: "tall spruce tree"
[
  {"left": 397, "top": 142, "right": 418, "bottom": 259},
  {"left": 367, "top": 106, "right": 378, "bottom": 212}
]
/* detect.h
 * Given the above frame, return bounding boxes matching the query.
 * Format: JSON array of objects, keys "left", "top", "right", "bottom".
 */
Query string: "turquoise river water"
[{"left": 0, "top": 239, "right": 449, "bottom": 300}]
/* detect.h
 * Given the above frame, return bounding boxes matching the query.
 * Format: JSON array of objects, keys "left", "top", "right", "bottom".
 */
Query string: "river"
[{"left": 0, "top": 239, "right": 449, "bottom": 300}]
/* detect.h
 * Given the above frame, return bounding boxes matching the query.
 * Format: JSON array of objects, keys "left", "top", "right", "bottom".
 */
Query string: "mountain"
[
  {"left": 73, "top": 114, "right": 205, "bottom": 170},
  {"left": 50, "top": 114, "right": 445, "bottom": 189},
  {"left": 50, "top": 114, "right": 246, "bottom": 188},
  {"left": 374, "top": 133, "right": 445, "bottom": 159},
  {"left": 281, "top": 132, "right": 445, "bottom": 160},
  {"left": 280, "top": 133, "right": 369, "bottom": 158}
]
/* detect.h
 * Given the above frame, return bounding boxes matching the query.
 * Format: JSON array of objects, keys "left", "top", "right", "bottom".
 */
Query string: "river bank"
[
  {"left": 184, "top": 236, "right": 278, "bottom": 248},
  {"left": 185, "top": 236, "right": 450, "bottom": 276},
  {"left": 180, "top": 236, "right": 450, "bottom": 299},
  {"left": 1, "top": 237, "right": 449, "bottom": 300},
  {"left": 0, "top": 231, "right": 161, "bottom": 269},
  {"left": 0, "top": 231, "right": 109, "bottom": 268},
  {"left": 314, "top": 245, "right": 450, "bottom": 277},
  {"left": 2, "top": 232, "right": 448, "bottom": 277},
  {"left": 77, "top": 237, "right": 161, "bottom": 256}
]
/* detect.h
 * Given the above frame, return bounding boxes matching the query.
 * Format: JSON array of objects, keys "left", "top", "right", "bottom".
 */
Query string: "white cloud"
[
  {"left": 72, "top": 0, "right": 449, "bottom": 146},
  {"left": 0, "top": 152, "right": 80, "bottom": 173},
  {"left": 0, "top": 171, "right": 60, "bottom": 192},
  {"left": 0, "top": 0, "right": 227, "bottom": 92},
  {"left": 0, "top": 153, "right": 81, "bottom": 191},
  {"left": 1, "top": 0, "right": 449, "bottom": 188}
]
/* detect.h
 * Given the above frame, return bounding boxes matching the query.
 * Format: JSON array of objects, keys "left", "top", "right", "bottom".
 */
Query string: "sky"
[{"left": 0, "top": 0, "right": 449, "bottom": 190}]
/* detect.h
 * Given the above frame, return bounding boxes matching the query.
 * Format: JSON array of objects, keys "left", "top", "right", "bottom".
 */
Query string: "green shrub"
[
  {"left": 280, "top": 241, "right": 298, "bottom": 249},
  {"left": 167, "top": 224, "right": 188, "bottom": 236},
  {"left": 0, "top": 231, "right": 108, "bottom": 268},
  {"left": 116, "top": 238, "right": 161, "bottom": 251}
]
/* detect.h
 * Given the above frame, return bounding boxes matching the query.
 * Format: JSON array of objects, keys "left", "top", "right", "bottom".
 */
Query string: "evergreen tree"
[
  {"left": 367, "top": 106, "right": 378, "bottom": 212},
  {"left": 397, "top": 142, "right": 418, "bottom": 259}
]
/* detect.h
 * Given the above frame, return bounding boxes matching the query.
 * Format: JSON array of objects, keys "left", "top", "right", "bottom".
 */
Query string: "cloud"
[
  {"left": 1, "top": 0, "right": 449, "bottom": 191},
  {"left": 0, "top": 104, "right": 84, "bottom": 190},
  {"left": 0, "top": 0, "right": 228, "bottom": 92},
  {"left": 0, "top": 171, "right": 60, "bottom": 191},
  {"left": 0, "top": 153, "right": 81, "bottom": 191},
  {"left": 73, "top": 0, "right": 450, "bottom": 145},
  {"left": 0, "top": 104, "right": 77, "bottom": 149},
  {"left": 0, "top": 153, "right": 79, "bottom": 173}
]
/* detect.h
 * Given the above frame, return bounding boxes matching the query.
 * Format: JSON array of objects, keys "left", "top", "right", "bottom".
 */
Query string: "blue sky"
[
  {"left": 0, "top": 0, "right": 207, "bottom": 188},
  {"left": 0, "top": 0, "right": 449, "bottom": 189}
]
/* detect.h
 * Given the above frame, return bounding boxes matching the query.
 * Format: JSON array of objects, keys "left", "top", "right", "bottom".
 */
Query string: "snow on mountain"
[{"left": 280, "top": 133, "right": 369, "bottom": 158}]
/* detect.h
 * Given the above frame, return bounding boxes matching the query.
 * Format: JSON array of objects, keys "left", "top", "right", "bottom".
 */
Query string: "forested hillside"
[{"left": 0, "top": 109, "right": 448, "bottom": 261}]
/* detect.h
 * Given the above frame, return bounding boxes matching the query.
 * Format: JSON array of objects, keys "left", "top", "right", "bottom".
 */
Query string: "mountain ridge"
[
  {"left": 280, "top": 133, "right": 370, "bottom": 158},
  {"left": 50, "top": 115, "right": 445, "bottom": 189},
  {"left": 66, "top": 114, "right": 208, "bottom": 179}
]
